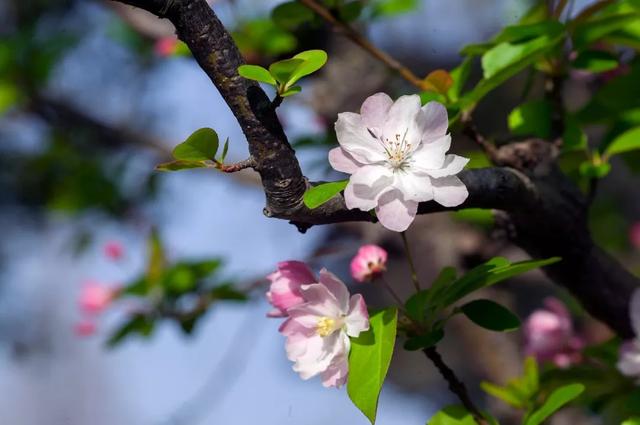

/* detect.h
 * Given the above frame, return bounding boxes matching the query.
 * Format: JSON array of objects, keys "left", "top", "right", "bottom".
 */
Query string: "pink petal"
[
  {"left": 318, "top": 269, "right": 350, "bottom": 313},
  {"left": 321, "top": 355, "right": 349, "bottom": 388},
  {"left": 382, "top": 95, "right": 421, "bottom": 143},
  {"left": 411, "top": 134, "right": 451, "bottom": 171},
  {"left": 431, "top": 175, "right": 468, "bottom": 207},
  {"left": 328, "top": 147, "right": 363, "bottom": 174},
  {"left": 418, "top": 101, "right": 449, "bottom": 143},
  {"left": 295, "top": 283, "right": 342, "bottom": 318},
  {"left": 292, "top": 332, "right": 343, "bottom": 380},
  {"left": 350, "top": 245, "right": 387, "bottom": 283},
  {"left": 344, "top": 165, "right": 393, "bottom": 211},
  {"left": 360, "top": 92, "right": 393, "bottom": 129},
  {"left": 422, "top": 154, "right": 469, "bottom": 178},
  {"left": 345, "top": 294, "right": 369, "bottom": 337},
  {"left": 375, "top": 189, "right": 418, "bottom": 232},
  {"left": 393, "top": 171, "right": 433, "bottom": 202},
  {"left": 335, "top": 112, "right": 386, "bottom": 163},
  {"left": 266, "top": 261, "right": 316, "bottom": 316}
]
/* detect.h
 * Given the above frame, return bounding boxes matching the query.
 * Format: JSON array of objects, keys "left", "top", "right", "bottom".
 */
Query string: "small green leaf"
[
  {"left": 427, "top": 405, "right": 498, "bottom": 425},
  {"left": 508, "top": 100, "right": 552, "bottom": 139},
  {"left": 579, "top": 160, "right": 611, "bottom": 178},
  {"left": 605, "top": 126, "right": 640, "bottom": 157},
  {"left": 572, "top": 12, "right": 640, "bottom": 51},
  {"left": 481, "top": 381, "right": 526, "bottom": 408},
  {"left": 523, "top": 356, "right": 539, "bottom": 395},
  {"left": 173, "top": 128, "right": 219, "bottom": 161},
  {"left": 107, "top": 315, "right": 155, "bottom": 347},
  {"left": 460, "top": 299, "right": 521, "bottom": 332},
  {"left": 271, "top": 1, "right": 315, "bottom": 30},
  {"left": 523, "top": 383, "right": 585, "bottom": 425},
  {"left": 405, "top": 289, "right": 430, "bottom": 323},
  {"left": 238, "top": 64, "right": 276, "bottom": 85},
  {"left": 221, "top": 137, "right": 230, "bottom": 162},
  {"left": 403, "top": 328, "right": 444, "bottom": 351},
  {"left": 269, "top": 58, "right": 304, "bottom": 84},
  {"left": 281, "top": 85, "right": 302, "bottom": 97},
  {"left": 303, "top": 180, "right": 348, "bottom": 209},
  {"left": 562, "top": 117, "right": 588, "bottom": 152},
  {"left": 448, "top": 56, "right": 474, "bottom": 101},
  {"left": 289, "top": 49, "right": 328, "bottom": 85},
  {"left": 572, "top": 50, "right": 619, "bottom": 73},
  {"left": 372, "top": 0, "right": 418, "bottom": 18},
  {"left": 339, "top": 1, "right": 364, "bottom": 22},
  {"left": 155, "top": 160, "right": 208, "bottom": 171},
  {"left": 348, "top": 307, "right": 398, "bottom": 424},
  {"left": 622, "top": 418, "right": 640, "bottom": 425}
]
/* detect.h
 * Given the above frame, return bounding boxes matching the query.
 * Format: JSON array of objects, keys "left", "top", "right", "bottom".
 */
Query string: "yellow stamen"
[{"left": 317, "top": 317, "right": 335, "bottom": 337}]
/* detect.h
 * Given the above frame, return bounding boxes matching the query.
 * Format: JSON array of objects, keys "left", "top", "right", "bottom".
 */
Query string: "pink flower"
[
  {"left": 630, "top": 222, "right": 640, "bottom": 249},
  {"left": 266, "top": 261, "right": 316, "bottom": 317},
  {"left": 329, "top": 93, "right": 469, "bottom": 232},
  {"left": 74, "top": 320, "right": 97, "bottom": 337},
  {"left": 104, "top": 241, "right": 123, "bottom": 260},
  {"left": 154, "top": 37, "right": 178, "bottom": 57},
  {"left": 279, "top": 269, "right": 369, "bottom": 387},
  {"left": 350, "top": 244, "right": 388, "bottom": 282},
  {"left": 523, "top": 298, "right": 584, "bottom": 368},
  {"left": 78, "top": 281, "right": 117, "bottom": 315},
  {"left": 618, "top": 289, "right": 640, "bottom": 380}
]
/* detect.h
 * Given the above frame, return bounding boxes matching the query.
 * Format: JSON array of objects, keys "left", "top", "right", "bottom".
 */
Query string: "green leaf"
[
  {"left": 448, "top": 56, "right": 474, "bottom": 101},
  {"left": 427, "top": 405, "right": 498, "bottom": 425},
  {"left": 237, "top": 64, "right": 276, "bottom": 85},
  {"left": 172, "top": 128, "right": 219, "bottom": 161},
  {"left": 481, "top": 381, "right": 526, "bottom": 408},
  {"left": 579, "top": 160, "right": 611, "bottom": 178},
  {"left": 210, "top": 283, "right": 248, "bottom": 301},
  {"left": 572, "top": 12, "right": 640, "bottom": 51},
  {"left": 494, "top": 21, "right": 564, "bottom": 44},
  {"left": 269, "top": 58, "right": 304, "bottom": 84},
  {"left": 0, "top": 80, "right": 20, "bottom": 115},
  {"left": 623, "top": 418, "right": 640, "bottom": 425},
  {"left": 605, "top": 126, "right": 640, "bottom": 157},
  {"left": 372, "top": 0, "right": 418, "bottom": 17},
  {"left": 303, "top": 180, "right": 348, "bottom": 209},
  {"left": 453, "top": 208, "right": 495, "bottom": 229},
  {"left": 523, "top": 383, "right": 585, "bottom": 425},
  {"left": 339, "top": 1, "right": 364, "bottom": 22},
  {"left": 220, "top": 137, "right": 230, "bottom": 162},
  {"left": 289, "top": 49, "right": 328, "bottom": 85},
  {"left": 405, "top": 289, "right": 430, "bottom": 323},
  {"left": 508, "top": 100, "right": 552, "bottom": 139},
  {"left": 424, "top": 266, "right": 457, "bottom": 313},
  {"left": 107, "top": 315, "right": 155, "bottom": 347},
  {"left": 403, "top": 328, "right": 444, "bottom": 351},
  {"left": 271, "top": 1, "right": 315, "bottom": 30},
  {"left": 572, "top": 50, "right": 619, "bottom": 73},
  {"left": 280, "top": 85, "right": 302, "bottom": 97},
  {"left": 155, "top": 160, "right": 208, "bottom": 172},
  {"left": 523, "top": 356, "right": 539, "bottom": 395},
  {"left": 460, "top": 299, "right": 521, "bottom": 332},
  {"left": 562, "top": 116, "right": 588, "bottom": 152},
  {"left": 348, "top": 307, "right": 398, "bottom": 425}
]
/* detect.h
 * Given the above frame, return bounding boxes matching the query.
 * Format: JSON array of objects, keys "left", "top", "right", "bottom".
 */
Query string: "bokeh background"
[{"left": 1, "top": 0, "right": 639, "bottom": 424}]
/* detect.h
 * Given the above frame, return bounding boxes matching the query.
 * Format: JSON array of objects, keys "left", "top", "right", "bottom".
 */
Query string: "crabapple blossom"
[
  {"left": 78, "top": 281, "right": 117, "bottom": 314},
  {"left": 523, "top": 297, "right": 584, "bottom": 368},
  {"left": 272, "top": 267, "right": 369, "bottom": 388},
  {"left": 266, "top": 261, "right": 316, "bottom": 317},
  {"left": 104, "top": 241, "right": 124, "bottom": 260},
  {"left": 329, "top": 93, "right": 469, "bottom": 232},
  {"left": 617, "top": 288, "right": 640, "bottom": 380},
  {"left": 350, "top": 244, "right": 388, "bottom": 282},
  {"left": 74, "top": 320, "right": 97, "bottom": 337}
]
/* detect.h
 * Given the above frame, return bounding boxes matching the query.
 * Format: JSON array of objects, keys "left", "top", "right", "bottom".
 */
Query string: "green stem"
[
  {"left": 378, "top": 276, "right": 406, "bottom": 311},
  {"left": 401, "top": 231, "right": 421, "bottom": 292}
]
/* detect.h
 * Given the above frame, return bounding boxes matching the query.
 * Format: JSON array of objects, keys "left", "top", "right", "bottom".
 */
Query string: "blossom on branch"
[
  {"left": 104, "top": 241, "right": 124, "bottom": 260},
  {"left": 78, "top": 281, "right": 117, "bottom": 315},
  {"left": 329, "top": 93, "right": 469, "bottom": 232},
  {"left": 266, "top": 261, "right": 316, "bottom": 317},
  {"left": 350, "top": 244, "right": 388, "bottom": 282},
  {"left": 618, "top": 288, "right": 640, "bottom": 381}
]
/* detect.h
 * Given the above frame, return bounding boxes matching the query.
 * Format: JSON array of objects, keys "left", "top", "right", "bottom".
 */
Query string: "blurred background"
[{"left": 1, "top": 0, "right": 640, "bottom": 424}]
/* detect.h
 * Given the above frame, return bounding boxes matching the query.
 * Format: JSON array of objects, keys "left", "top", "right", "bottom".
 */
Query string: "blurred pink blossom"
[
  {"left": 278, "top": 269, "right": 369, "bottom": 387},
  {"left": 74, "top": 320, "right": 97, "bottom": 337},
  {"left": 350, "top": 244, "right": 388, "bottom": 282},
  {"left": 266, "top": 261, "right": 316, "bottom": 317},
  {"left": 78, "top": 281, "right": 117, "bottom": 314},
  {"left": 630, "top": 222, "right": 640, "bottom": 249},
  {"left": 618, "top": 289, "right": 640, "bottom": 380},
  {"left": 104, "top": 241, "right": 124, "bottom": 260},
  {"left": 154, "top": 37, "right": 178, "bottom": 57},
  {"left": 523, "top": 297, "right": 584, "bottom": 368}
]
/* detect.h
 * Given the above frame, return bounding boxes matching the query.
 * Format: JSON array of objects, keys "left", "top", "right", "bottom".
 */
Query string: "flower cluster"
[
  {"left": 618, "top": 288, "right": 640, "bottom": 381},
  {"left": 523, "top": 298, "right": 584, "bottom": 368},
  {"left": 266, "top": 261, "right": 369, "bottom": 388},
  {"left": 330, "top": 93, "right": 469, "bottom": 232}
]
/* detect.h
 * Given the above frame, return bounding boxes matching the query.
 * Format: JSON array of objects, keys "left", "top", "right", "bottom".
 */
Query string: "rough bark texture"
[{"left": 111, "top": 0, "right": 639, "bottom": 338}]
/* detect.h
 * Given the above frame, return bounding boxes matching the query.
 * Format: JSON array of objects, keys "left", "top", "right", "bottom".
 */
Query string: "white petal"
[
  {"left": 375, "top": 189, "right": 418, "bottom": 232},
  {"left": 328, "top": 147, "right": 363, "bottom": 174},
  {"left": 335, "top": 112, "right": 386, "bottom": 163},
  {"left": 295, "top": 283, "right": 342, "bottom": 318},
  {"left": 293, "top": 332, "right": 343, "bottom": 379},
  {"left": 432, "top": 175, "right": 469, "bottom": 207},
  {"left": 360, "top": 93, "right": 393, "bottom": 129},
  {"left": 411, "top": 134, "right": 451, "bottom": 171},
  {"left": 394, "top": 171, "right": 434, "bottom": 202},
  {"left": 345, "top": 294, "right": 369, "bottom": 337},
  {"left": 318, "top": 269, "right": 350, "bottom": 313},
  {"left": 422, "top": 154, "right": 469, "bottom": 178},
  {"left": 344, "top": 165, "right": 393, "bottom": 211},
  {"left": 417, "top": 101, "right": 449, "bottom": 143},
  {"left": 382, "top": 95, "right": 422, "bottom": 146},
  {"left": 631, "top": 288, "right": 640, "bottom": 337}
]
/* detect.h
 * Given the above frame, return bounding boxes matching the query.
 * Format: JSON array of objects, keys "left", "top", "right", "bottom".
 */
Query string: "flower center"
[
  {"left": 317, "top": 316, "right": 342, "bottom": 337},
  {"left": 369, "top": 127, "right": 413, "bottom": 170}
]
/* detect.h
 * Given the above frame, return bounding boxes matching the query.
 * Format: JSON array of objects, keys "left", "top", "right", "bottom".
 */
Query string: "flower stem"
[
  {"left": 423, "top": 346, "right": 488, "bottom": 425},
  {"left": 400, "top": 231, "right": 421, "bottom": 292},
  {"left": 378, "top": 276, "right": 406, "bottom": 311}
]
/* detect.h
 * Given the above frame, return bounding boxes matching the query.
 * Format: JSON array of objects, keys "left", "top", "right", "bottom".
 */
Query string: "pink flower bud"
[
  {"left": 350, "top": 244, "right": 388, "bottom": 282},
  {"left": 154, "top": 37, "right": 178, "bottom": 57},
  {"left": 104, "top": 241, "right": 123, "bottom": 260},
  {"left": 74, "top": 320, "right": 97, "bottom": 337},
  {"left": 630, "top": 222, "right": 640, "bottom": 249},
  {"left": 266, "top": 261, "right": 316, "bottom": 317},
  {"left": 78, "top": 281, "right": 117, "bottom": 315}
]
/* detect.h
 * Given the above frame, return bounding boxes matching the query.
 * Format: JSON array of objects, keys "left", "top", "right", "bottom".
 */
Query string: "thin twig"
[
  {"left": 400, "top": 231, "right": 421, "bottom": 292},
  {"left": 423, "top": 346, "right": 488, "bottom": 425},
  {"left": 217, "top": 157, "right": 256, "bottom": 173},
  {"left": 571, "top": 0, "right": 615, "bottom": 24},
  {"left": 298, "top": 0, "right": 425, "bottom": 89},
  {"left": 378, "top": 276, "right": 407, "bottom": 312},
  {"left": 461, "top": 114, "right": 500, "bottom": 163}
]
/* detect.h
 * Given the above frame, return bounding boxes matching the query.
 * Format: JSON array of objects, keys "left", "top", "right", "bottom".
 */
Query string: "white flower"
[
  {"left": 329, "top": 93, "right": 469, "bottom": 232},
  {"left": 618, "top": 288, "right": 640, "bottom": 381}
]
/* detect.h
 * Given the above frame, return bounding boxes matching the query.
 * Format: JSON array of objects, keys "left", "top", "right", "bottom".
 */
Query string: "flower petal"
[
  {"left": 422, "top": 154, "right": 469, "bottom": 178},
  {"left": 328, "top": 147, "right": 363, "bottom": 174},
  {"left": 417, "top": 101, "right": 449, "bottom": 143},
  {"left": 344, "top": 164, "right": 393, "bottom": 211},
  {"left": 295, "top": 283, "right": 342, "bottom": 318},
  {"left": 411, "top": 134, "right": 451, "bottom": 171},
  {"left": 345, "top": 294, "right": 370, "bottom": 337},
  {"left": 382, "top": 95, "right": 422, "bottom": 146},
  {"left": 375, "top": 189, "right": 418, "bottom": 232},
  {"left": 321, "top": 354, "right": 349, "bottom": 388},
  {"left": 292, "top": 332, "right": 343, "bottom": 379},
  {"left": 335, "top": 112, "right": 386, "bottom": 163},
  {"left": 432, "top": 175, "right": 469, "bottom": 207},
  {"left": 360, "top": 92, "right": 393, "bottom": 129},
  {"left": 394, "top": 171, "right": 433, "bottom": 202},
  {"left": 318, "top": 269, "right": 350, "bottom": 313}
]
